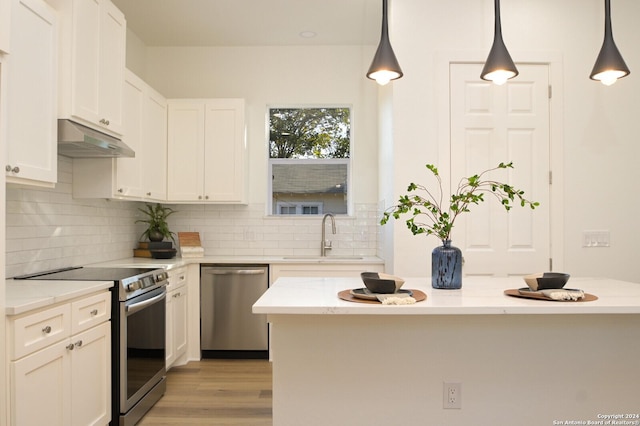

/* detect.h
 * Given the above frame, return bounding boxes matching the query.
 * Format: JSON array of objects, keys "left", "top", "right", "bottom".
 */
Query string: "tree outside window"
[{"left": 269, "top": 107, "right": 351, "bottom": 215}]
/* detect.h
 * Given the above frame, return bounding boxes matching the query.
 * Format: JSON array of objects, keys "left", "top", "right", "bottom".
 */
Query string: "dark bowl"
[
  {"left": 150, "top": 248, "right": 177, "bottom": 259},
  {"left": 523, "top": 272, "right": 570, "bottom": 291},
  {"left": 360, "top": 272, "right": 405, "bottom": 294}
]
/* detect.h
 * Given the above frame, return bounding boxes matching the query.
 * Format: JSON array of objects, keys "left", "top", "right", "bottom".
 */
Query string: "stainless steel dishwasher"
[{"left": 200, "top": 264, "right": 269, "bottom": 359}]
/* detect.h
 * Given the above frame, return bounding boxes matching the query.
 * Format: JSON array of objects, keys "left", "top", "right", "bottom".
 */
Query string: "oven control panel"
[{"left": 127, "top": 274, "right": 164, "bottom": 292}]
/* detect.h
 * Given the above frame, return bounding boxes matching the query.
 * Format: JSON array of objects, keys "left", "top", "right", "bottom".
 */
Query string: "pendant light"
[
  {"left": 590, "top": 0, "right": 630, "bottom": 86},
  {"left": 366, "top": 0, "right": 403, "bottom": 85},
  {"left": 481, "top": 0, "right": 518, "bottom": 85}
]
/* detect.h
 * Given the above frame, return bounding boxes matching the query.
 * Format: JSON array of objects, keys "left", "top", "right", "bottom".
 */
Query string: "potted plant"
[
  {"left": 381, "top": 162, "right": 539, "bottom": 289},
  {"left": 136, "top": 203, "right": 177, "bottom": 243}
]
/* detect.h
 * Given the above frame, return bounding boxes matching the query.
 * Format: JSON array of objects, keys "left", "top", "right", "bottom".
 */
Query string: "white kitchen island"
[{"left": 253, "top": 276, "right": 640, "bottom": 426}]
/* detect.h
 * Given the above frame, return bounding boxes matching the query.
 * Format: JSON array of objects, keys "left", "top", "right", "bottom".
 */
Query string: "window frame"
[{"left": 266, "top": 105, "right": 353, "bottom": 217}]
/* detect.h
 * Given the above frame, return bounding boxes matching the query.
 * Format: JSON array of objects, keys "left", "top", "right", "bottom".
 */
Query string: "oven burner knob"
[{"left": 127, "top": 281, "right": 142, "bottom": 292}]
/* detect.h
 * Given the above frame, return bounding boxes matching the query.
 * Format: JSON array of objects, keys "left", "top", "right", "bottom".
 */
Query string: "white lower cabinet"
[
  {"left": 269, "top": 262, "right": 385, "bottom": 284},
  {"left": 7, "top": 291, "right": 111, "bottom": 426},
  {"left": 166, "top": 267, "right": 188, "bottom": 370}
]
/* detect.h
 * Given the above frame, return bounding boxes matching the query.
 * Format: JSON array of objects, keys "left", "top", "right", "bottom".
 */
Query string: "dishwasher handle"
[{"left": 203, "top": 268, "right": 266, "bottom": 276}]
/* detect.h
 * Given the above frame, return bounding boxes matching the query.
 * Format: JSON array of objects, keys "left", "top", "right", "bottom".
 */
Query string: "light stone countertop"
[
  {"left": 5, "top": 279, "right": 114, "bottom": 316},
  {"left": 87, "top": 255, "right": 384, "bottom": 269},
  {"left": 253, "top": 276, "right": 640, "bottom": 315},
  {"left": 6, "top": 255, "right": 383, "bottom": 315}
]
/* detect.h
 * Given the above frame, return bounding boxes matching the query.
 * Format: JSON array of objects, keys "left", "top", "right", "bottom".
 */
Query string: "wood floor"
[{"left": 138, "top": 359, "right": 273, "bottom": 425}]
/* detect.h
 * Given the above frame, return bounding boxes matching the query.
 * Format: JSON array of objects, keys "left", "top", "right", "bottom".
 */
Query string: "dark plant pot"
[
  {"left": 148, "top": 229, "right": 165, "bottom": 242},
  {"left": 432, "top": 240, "right": 462, "bottom": 289}
]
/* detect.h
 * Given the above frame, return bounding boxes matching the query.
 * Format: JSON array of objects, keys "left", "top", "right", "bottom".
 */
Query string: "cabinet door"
[
  {"left": 70, "top": 0, "right": 100, "bottom": 126},
  {"left": 173, "top": 287, "right": 188, "bottom": 360},
  {"left": 70, "top": 322, "right": 111, "bottom": 426},
  {"left": 5, "top": 0, "right": 57, "bottom": 185},
  {"left": 203, "top": 99, "right": 246, "bottom": 202},
  {"left": 165, "top": 290, "right": 175, "bottom": 368},
  {"left": 142, "top": 87, "right": 168, "bottom": 200},
  {"left": 11, "top": 340, "right": 72, "bottom": 426},
  {"left": 0, "top": 0, "right": 10, "bottom": 53},
  {"left": 167, "top": 102, "right": 205, "bottom": 201},
  {"left": 116, "top": 70, "right": 145, "bottom": 198},
  {"left": 97, "top": 0, "right": 125, "bottom": 134}
]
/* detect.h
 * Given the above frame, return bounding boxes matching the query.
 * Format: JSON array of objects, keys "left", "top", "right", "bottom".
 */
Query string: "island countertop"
[{"left": 253, "top": 276, "right": 640, "bottom": 315}]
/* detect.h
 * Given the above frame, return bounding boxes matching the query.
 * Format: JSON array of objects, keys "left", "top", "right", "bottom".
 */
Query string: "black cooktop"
[{"left": 14, "top": 266, "right": 159, "bottom": 282}]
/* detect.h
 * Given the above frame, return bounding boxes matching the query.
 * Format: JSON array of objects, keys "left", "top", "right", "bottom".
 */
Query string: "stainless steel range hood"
[{"left": 57, "top": 119, "right": 135, "bottom": 158}]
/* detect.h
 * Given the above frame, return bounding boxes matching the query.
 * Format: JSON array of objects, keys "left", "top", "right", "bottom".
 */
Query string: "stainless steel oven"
[
  {"left": 15, "top": 266, "right": 169, "bottom": 426},
  {"left": 119, "top": 284, "right": 166, "bottom": 424}
]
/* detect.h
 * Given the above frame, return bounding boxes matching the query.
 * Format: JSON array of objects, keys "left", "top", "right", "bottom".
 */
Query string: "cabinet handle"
[
  {"left": 6, "top": 165, "right": 19, "bottom": 173},
  {"left": 179, "top": 275, "right": 185, "bottom": 280},
  {"left": 90, "top": 309, "right": 98, "bottom": 316},
  {"left": 118, "top": 188, "right": 124, "bottom": 193},
  {"left": 146, "top": 192, "right": 151, "bottom": 196},
  {"left": 198, "top": 195, "right": 202, "bottom": 200},
  {"left": 5, "top": 165, "right": 10, "bottom": 172},
  {"left": 173, "top": 292, "right": 181, "bottom": 298},
  {"left": 205, "top": 195, "right": 209, "bottom": 200},
  {"left": 66, "top": 343, "right": 75, "bottom": 351},
  {"left": 75, "top": 340, "right": 83, "bottom": 348},
  {"left": 99, "top": 118, "right": 110, "bottom": 126},
  {"left": 42, "top": 326, "right": 52, "bottom": 334}
]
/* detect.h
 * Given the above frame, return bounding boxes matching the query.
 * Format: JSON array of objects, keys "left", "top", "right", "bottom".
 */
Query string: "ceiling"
[{"left": 111, "top": 0, "right": 382, "bottom": 47}]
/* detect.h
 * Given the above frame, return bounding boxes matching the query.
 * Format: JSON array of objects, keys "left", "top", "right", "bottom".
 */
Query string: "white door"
[{"left": 450, "top": 63, "right": 551, "bottom": 276}]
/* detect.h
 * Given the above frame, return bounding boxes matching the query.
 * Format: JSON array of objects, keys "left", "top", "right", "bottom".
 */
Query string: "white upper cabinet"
[
  {"left": 5, "top": 0, "right": 58, "bottom": 187},
  {"left": 50, "top": 0, "right": 125, "bottom": 136},
  {"left": 73, "top": 70, "right": 168, "bottom": 201},
  {"left": 142, "top": 86, "right": 168, "bottom": 200},
  {"left": 167, "top": 99, "right": 246, "bottom": 203},
  {"left": 0, "top": 0, "right": 10, "bottom": 53}
]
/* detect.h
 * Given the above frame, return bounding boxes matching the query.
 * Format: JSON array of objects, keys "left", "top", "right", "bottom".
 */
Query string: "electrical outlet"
[{"left": 443, "top": 382, "right": 462, "bottom": 409}]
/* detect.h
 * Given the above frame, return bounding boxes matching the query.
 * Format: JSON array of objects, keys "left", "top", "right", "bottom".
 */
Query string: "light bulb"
[
  {"left": 368, "top": 70, "right": 400, "bottom": 86},
  {"left": 483, "top": 69, "right": 516, "bottom": 86},
  {"left": 592, "top": 70, "right": 627, "bottom": 86}
]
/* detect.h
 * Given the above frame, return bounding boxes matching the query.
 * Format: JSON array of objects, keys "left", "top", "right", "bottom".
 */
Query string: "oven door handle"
[{"left": 126, "top": 291, "right": 166, "bottom": 315}]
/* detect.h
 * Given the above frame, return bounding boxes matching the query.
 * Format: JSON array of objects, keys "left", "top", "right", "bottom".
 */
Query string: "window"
[{"left": 268, "top": 107, "right": 350, "bottom": 216}]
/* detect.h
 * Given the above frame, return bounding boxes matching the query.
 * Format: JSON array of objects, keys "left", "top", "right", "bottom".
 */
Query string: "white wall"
[
  {"left": 386, "top": 0, "right": 640, "bottom": 282},
  {"left": 143, "top": 44, "right": 379, "bottom": 207},
  {"left": 138, "top": 44, "right": 382, "bottom": 257}
]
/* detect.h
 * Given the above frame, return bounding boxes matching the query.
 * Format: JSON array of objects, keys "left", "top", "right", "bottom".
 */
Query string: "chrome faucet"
[{"left": 321, "top": 213, "right": 336, "bottom": 256}]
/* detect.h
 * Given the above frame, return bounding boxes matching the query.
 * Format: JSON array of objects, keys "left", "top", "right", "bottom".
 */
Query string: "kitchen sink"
[{"left": 281, "top": 256, "right": 365, "bottom": 260}]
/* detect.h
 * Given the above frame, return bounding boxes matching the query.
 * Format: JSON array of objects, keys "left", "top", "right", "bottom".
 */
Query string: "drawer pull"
[
  {"left": 42, "top": 326, "right": 52, "bottom": 334},
  {"left": 75, "top": 340, "right": 83, "bottom": 348},
  {"left": 66, "top": 344, "right": 75, "bottom": 351},
  {"left": 90, "top": 309, "right": 98, "bottom": 316},
  {"left": 179, "top": 275, "right": 185, "bottom": 280}
]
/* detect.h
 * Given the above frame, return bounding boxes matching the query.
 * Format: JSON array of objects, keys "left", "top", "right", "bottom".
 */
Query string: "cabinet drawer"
[
  {"left": 71, "top": 291, "right": 111, "bottom": 335},
  {"left": 10, "top": 304, "right": 71, "bottom": 360},
  {"left": 166, "top": 267, "right": 187, "bottom": 291}
]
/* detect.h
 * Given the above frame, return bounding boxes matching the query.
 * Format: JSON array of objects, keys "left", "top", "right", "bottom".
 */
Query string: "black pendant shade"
[
  {"left": 367, "top": 0, "right": 403, "bottom": 85},
  {"left": 481, "top": 0, "right": 518, "bottom": 85},
  {"left": 590, "top": 0, "right": 630, "bottom": 85}
]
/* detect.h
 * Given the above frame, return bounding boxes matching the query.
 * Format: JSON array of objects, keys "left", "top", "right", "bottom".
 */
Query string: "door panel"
[{"left": 450, "top": 63, "right": 550, "bottom": 276}]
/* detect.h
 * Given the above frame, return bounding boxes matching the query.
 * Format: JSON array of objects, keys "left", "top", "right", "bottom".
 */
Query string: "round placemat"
[
  {"left": 504, "top": 289, "right": 598, "bottom": 302},
  {"left": 338, "top": 289, "right": 427, "bottom": 304}
]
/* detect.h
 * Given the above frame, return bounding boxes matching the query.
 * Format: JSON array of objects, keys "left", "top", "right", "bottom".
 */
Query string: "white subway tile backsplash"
[{"left": 5, "top": 158, "right": 380, "bottom": 278}]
